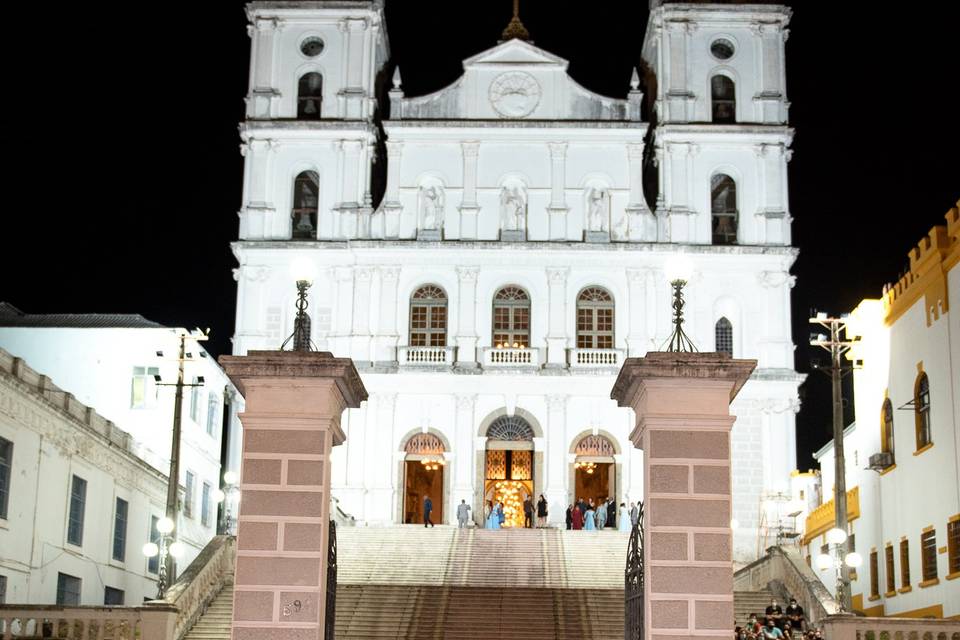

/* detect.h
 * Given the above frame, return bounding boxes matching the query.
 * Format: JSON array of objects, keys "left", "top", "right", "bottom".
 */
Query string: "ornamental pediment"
[{"left": 390, "top": 40, "right": 640, "bottom": 122}]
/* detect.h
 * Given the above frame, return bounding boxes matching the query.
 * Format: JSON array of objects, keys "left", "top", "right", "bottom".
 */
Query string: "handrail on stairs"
[{"left": 733, "top": 545, "right": 840, "bottom": 626}]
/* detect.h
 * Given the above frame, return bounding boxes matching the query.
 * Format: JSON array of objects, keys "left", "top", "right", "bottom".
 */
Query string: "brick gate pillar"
[
  {"left": 611, "top": 352, "right": 755, "bottom": 640},
  {"left": 220, "top": 351, "right": 367, "bottom": 640}
]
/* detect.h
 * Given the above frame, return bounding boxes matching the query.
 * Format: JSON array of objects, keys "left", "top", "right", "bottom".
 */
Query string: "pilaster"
[
  {"left": 459, "top": 142, "right": 481, "bottom": 239},
  {"left": 547, "top": 142, "right": 569, "bottom": 241},
  {"left": 455, "top": 266, "right": 480, "bottom": 368},
  {"left": 545, "top": 267, "right": 569, "bottom": 367},
  {"left": 373, "top": 267, "right": 400, "bottom": 364}
]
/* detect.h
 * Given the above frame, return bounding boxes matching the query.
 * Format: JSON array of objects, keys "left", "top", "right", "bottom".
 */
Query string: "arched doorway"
[
  {"left": 571, "top": 434, "right": 618, "bottom": 516},
  {"left": 484, "top": 415, "right": 535, "bottom": 528},
  {"left": 402, "top": 433, "right": 445, "bottom": 525}
]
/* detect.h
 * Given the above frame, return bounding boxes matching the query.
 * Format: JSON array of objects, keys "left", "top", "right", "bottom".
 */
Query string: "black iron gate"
[
  {"left": 325, "top": 520, "right": 337, "bottom": 640},
  {"left": 624, "top": 504, "right": 644, "bottom": 640}
]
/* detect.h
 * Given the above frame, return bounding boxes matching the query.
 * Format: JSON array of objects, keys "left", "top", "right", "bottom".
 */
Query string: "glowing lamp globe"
[
  {"left": 157, "top": 517, "right": 175, "bottom": 535},
  {"left": 664, "top": 255, "right": 694, "bottom": 284},
  {"left": 730, "top": 519, "right": 740, "bottom": 530},
  {"left": 223, "top": 470, "right": 239, "bottom": 485},
  {"left": 844, "top": 552, "right": 863, "bottom": 568},
  {"left": 826, "top": 527, "right": 848, "bottom": 546},
  {"left": 142, "top": 542, "right": 160, "bottom": 558},
  {"left": 213, "top": 489, "right": 226, "bottom": 503},
  {"left": 168, "top": 541, "right": 186, "bottom": 559},
  {"left": 290, "top": 257, "right": 316, "bottom": 285},
  {"left": 816, "top": 553, "right": 834, "bottom": 570}
]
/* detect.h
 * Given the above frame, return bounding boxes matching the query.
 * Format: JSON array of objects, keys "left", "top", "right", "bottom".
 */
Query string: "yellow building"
[{"left": 802, "top": 201, "right": 960, "bottom": 619}]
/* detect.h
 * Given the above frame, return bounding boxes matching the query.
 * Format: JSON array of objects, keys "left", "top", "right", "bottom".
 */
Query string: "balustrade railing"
[
  {"left": 568, "top": 348, "right": 625, "bottom": 369},
  {"left": 398, "top": 345, "right": 456, "bottom": 367},
  {"left": 160, "top": 535, "right": 235, "bottom": 640},
  {"left": 820, "top": 615, "right": 960, "bottom": 640},
  {"left": 0, "top": 605, "right": 176, "bottom": 640},
  {"left": 482, "top": 347, "right": 541, "bottom": 368}
]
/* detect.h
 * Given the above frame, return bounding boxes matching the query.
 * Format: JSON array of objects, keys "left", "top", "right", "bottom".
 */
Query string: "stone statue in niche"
[
  {"left": 419, "top": 185, "right": 445, "bottom": 230},
  {"left": 499, "top": 185, "right": 526, "bottom": 231},
  {"left": 586, "top": 187, "right": 610, "bottom": 232}
]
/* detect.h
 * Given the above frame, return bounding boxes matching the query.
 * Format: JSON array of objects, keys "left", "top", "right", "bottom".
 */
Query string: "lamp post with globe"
[
  {"left": 815, "top": 527, "right": 862, "bottom": 613},
  {"left": 142, "top": 517, "right": 187, "bottom": 599},
  {"left": 216, "top": 470, "right": 242, "bottom": 535}
]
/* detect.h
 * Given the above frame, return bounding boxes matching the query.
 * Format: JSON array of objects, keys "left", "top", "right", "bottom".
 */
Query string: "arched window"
[
  {"left": 881, "top": 398, "right": 895, "bottom": 464},
  {"left": 409, "top": 285, "right": 447, "bottom": 347},
  {"left": 914, "top": 373, "right": 932, "bottom": 450},
  {"left": 297, "top": 72, "right": 323, "bottom": 119},
  {"left": 493, "top": 286, "right": 530, "bottom": 349},
  {"left": 715, "top": 317, "right": 733, "bottom": 356},
  {"left": 711, "top": 174, "right": 738, "bottom": 245},
  {"left": 576, "top": 287, "right": 614, "bottom": 349},
  {"left": 711, "top": 75, "right": 736, "bottom": 123},
  {"left": 487, "top": 415, "right": 535, "bottom": 441},
  {"left": 292, "top": 171, "right": 319, "bottom": 239},
  {"left": 574, "top": 434, "right": 617, "bottom": 457},
  {"left": 405, "top": 433, "right": 445, "bottom": 456}
]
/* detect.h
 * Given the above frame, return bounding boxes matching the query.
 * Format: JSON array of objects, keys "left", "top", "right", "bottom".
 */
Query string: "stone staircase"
[
  {"left": 183, "top": 526, "right": 779, "bottom": 639},
  {"left": 734, "top": 588, "right": 776, "bottom": 628}
]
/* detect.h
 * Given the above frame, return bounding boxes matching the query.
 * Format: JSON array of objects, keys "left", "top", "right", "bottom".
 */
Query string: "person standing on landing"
[
  {"left": 423, "top": 495, "right": 434, "bottom": 528},
  {"left": 536, "top": 494, "right": 548, "bottom": 528},
  {"left": 456, "top": 499, "right": 471, "bottom": 528}
]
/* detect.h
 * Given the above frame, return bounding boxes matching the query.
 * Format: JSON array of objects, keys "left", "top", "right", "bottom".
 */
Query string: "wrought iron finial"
[
  {"left": 664, "top": 277, "right": 698, "bottom": 353},
  {"left": 280, "top": 280, "right": 316, "bottom": 352},
  {"left": 501, "top": 0, "right": 530, "bottom": 41}
]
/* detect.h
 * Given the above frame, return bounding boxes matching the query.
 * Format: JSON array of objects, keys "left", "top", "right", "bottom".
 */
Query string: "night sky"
[{"left": 4, "top": 1, "right": 958, "bottom": 468}]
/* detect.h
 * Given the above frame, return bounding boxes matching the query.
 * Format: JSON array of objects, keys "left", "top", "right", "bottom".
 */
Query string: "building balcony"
[
  {"left": 567, "top": 348, "right": 626, "bottom": 370},
  {"left": 482, "top": 347, "right": 541, "bottom": 369},
  {"left": 398, "top": 345, "right": 457, "bottom": 368}
]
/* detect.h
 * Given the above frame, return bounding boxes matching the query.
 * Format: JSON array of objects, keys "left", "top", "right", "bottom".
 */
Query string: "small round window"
[
  {"left": 710, "top": 38, "right": 735, "bottom": 61},
  {"left": 300, "top": 37, "right": 325, "bottom": 57}
]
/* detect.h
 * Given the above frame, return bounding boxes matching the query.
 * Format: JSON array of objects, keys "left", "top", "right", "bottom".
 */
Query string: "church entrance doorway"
[
  {"left": 571, "top": 434, "right": 618, "bottom": 516},
  {"left": 402, "top": 433, "right": 446, "bottom": 525},
  {"left": 483, "top": 415, "right": 535, "bottom": 528}
]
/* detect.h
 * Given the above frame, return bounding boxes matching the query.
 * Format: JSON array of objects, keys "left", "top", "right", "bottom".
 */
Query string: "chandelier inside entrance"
[
  {"left": 492, "top": 480, "right": 529, "bottom": 528},
  {"left": 574, "top": 460, "right": 598, "bottom": 474},
  {"left": 420, "top": 457, "right": 444, "bottom": 471}
]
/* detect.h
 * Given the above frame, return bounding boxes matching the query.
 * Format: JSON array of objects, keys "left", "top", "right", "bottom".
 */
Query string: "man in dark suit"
[
  {"left": 423, "top": 495, "right": 434, "bottom": 528},
  {"left": 577, "top": 497, "right": 587, "bottom": 517},
  {"left": 606, "top": 498, "right": 616, "bottom": 528}
]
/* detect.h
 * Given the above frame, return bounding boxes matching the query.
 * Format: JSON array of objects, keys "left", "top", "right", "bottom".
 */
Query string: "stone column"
[
  {"left": 455, "top": 266, "right": 480, "bottom": 368},
  {"left": 545, "top": 267, "right": 569, "bottom": 368},
  {"left": 626, "top": 268, "right": 648, "bottom": 357},
  {"left": 338, "top": 141, "right": 362, "bottom": 238},
  {"left": 546, "top": 393, "right": 568, "bottom": 524},
  {"left": 247, "top": 18, "right": 280, "bottom": 118},
  {"left": 351, "top": 267, "right": 373, "bottom": 361},
  {"left": 611, "top": 352, "right": 756, "bottom": 640},
  {"left": 220, "top": 351, "right": 367, "bottom": 640},
  {"left": 241, "top": 139, "right": 277, "bottom": 241},
  {"left": 459, "top": 142, "right": 481, "bottom": 239},
  {"left": 374, "top": 266, "right": 400, "bottom": 364},
  {"left": 381, "top": 142, "right": 403, "bottom": 239},
  {"left": 454, "top": 394, "right": 476, "bottom": 508},
  {"left": 547, "top": 142, "right": 568, "bottom": 241}
]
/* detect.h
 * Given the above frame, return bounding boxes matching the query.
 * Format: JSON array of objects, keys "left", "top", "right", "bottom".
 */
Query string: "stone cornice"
[
  {"left": 385, "top": 119, "right": 647, "bottom": 131},
  {"left": 219, "top": 351, "right": 368, "bottom": 409},
  {"left": 611, "top": 352, "right": 758, "bottom": 407}
]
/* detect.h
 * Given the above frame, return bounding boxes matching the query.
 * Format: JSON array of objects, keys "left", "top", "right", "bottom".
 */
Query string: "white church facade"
[{"left": 232, "top": 0, "right": 801, "bottom": 561}]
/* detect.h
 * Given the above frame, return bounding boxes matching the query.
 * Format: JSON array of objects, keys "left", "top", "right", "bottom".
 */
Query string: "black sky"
[{"left": 3, "top": 1, "right": 958, "bottom": 467}]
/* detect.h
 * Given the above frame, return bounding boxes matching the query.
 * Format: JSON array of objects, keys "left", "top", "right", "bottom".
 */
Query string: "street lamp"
[
  {"left": 815, "top": 527, "right": 862, "bottom": 613},
  {"left": 216, "top": 470, "right": 242, "bottom": 535},
  {"left": 281, "top": 258, "right": 317, "bottom": 352},
  {"left": 142, "top": 517, "right": 186, "bottom": 598}
]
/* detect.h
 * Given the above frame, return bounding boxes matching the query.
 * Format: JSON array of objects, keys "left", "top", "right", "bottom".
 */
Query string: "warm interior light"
[
  {"left": 826, "top": 527, "right": 848, "bottom": 546},
  {"left": 816, "top": 553, "right": 835, "bottom": 570},
  {"left": 142, "top": 542, "right": 160, "bottom": 558},
  {"left": 157, "top": 517, "right": 175, "bottom": 535}
]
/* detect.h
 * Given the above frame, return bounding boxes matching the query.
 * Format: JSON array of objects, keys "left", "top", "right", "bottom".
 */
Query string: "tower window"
[
  {"left": 711, "top": 174, "right": 738, "bottom": 245},
  {"left": 576, "top": 287, "right": 614, "bottom": 349},
  {"left": 292, "top": 171, "right": 320, "bottom": 239},
  {"left": 914, "top": 372, "right": 932, "bottom": 450},
  {"left": 710, "top": 39, "right": 735, "bottom": 61},
  {"left": 410, "top": 285, "right": 447, "bottom": 348},
  {"left": 297, "top": 72, "right": 323, "bottom": 120},
  {"left": 715, "top": 317, "right": 733, "bottom": 356},
  {"left": 711, "top": 75, "right": 736, "bottom": 124},
  {"left": 493, "top": 286, "right": 530, "bottom": 349}
]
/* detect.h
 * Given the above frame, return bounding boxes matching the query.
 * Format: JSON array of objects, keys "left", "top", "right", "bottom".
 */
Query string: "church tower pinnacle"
[{"left": 501, "top": 0, "right": 531, "bottom": 42}]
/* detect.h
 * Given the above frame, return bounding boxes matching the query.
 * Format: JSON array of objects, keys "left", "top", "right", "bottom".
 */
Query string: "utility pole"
[
  {"left": 809, "top": 312, "right": 858, "bottom": 612},
  {"left": 157, "top": 328, "right": 208, "bottom": 587}
]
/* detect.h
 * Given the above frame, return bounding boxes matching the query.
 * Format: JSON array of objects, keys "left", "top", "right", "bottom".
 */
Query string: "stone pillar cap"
[
  {"left": 219, "top": 350, "right": 368, "bottom": 408},
  {"left": 611, "top": 351, "right": 757, "bottom": 405}
]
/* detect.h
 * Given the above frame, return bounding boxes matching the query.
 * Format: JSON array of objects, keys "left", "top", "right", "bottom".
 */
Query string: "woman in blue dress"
[
  {"left": 618, "top": 502, "right": 632, "bottom": 532},
  {"left": 584, "top": 506, "right": 596, "bottom": 531},
  {"left": 486, "top": 501, "right": 501, "bottom": 529}
]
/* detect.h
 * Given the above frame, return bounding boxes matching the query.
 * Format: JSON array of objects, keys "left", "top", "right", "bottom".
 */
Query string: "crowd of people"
[
  {"left": 565, "top": 497, "right": 637, "bottom": 532},
  {"left": 735, "top": 598, "right": 827, "bottom": 640}
]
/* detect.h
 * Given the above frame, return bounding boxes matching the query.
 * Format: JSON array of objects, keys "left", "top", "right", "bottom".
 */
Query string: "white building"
[
  {"left": 0, "top": 348, "right": 169, "bottom": 605},
  {"left": 0, "top": 305, "right": 244, "bottom": 571},
  {"left": 801, "top": 204, "right": 960, "bottom": 618},
  {"left": 232, "top": 0, "right": 802, "bottom": 560}
]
